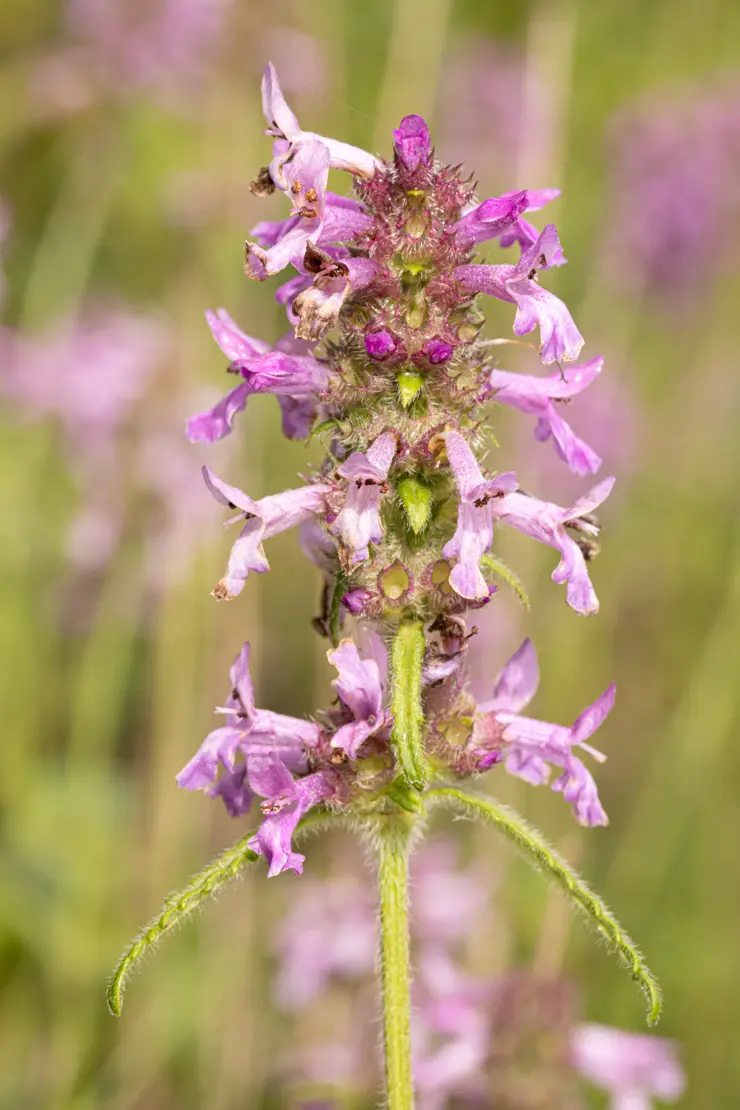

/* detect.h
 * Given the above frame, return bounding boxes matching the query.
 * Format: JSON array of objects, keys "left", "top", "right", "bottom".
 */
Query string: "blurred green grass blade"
[
  {"left": 428, "top": 785, "right": 662, "bottom": 1025},
  {"left": 20, "top": 123, "right": 124, "bottom": 331},
  {"left": 609, "top": 547, "right": 740, "bottom": 899}
]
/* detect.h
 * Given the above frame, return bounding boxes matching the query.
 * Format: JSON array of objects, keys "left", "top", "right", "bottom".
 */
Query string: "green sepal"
[
  {"left": 427, "top": 787, "right": 663, "bottom": 1026},
  {"left": 396, "top": 475, "right": 433, "bottom": 534},
  {"left": 385, "top": 778, "right": 425, "bottom": 814},
  {"left": 480, "top": 553, "right": 531, "bottom": 609},
  {"left": 397, "top": 371, "right": 424, "bottom": 407},
  {"left": 389, "top": 621, "right": 429, "bottom": 791}
]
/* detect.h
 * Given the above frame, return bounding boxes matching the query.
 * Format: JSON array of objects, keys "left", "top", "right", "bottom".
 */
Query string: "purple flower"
[
  {"left": 499, "top": 188, "right": 565, "bottom": 259},
  {"left": 393, "top": 115, "right": 432, "bottom": 172},
  {"left": 184, "top": 383, "right": 251, "bottom": 443},
  {"left": 454, "top": 225, "right": 584, "bottom": 363},
  {"left": 474, "top": 639, "right": 615, "bottom": 826},
  {"left": 293, "top": 262, "right": 351, "bottom": 341},
  {"left": 202, "top": 466, "right": 331, "bottom": 598},
  {"left": 423, "top": 338, "right": 454, "bottom": 364},
  {"left": 332, "top": 432, "right": 397, "bottom": 563},
  {"left": 442, "top": 431, "right": 517, "bottom": 600},
  {"left": 185, "top": 309, "right": 329, "bottom": 442},
  {"left": 328, "top": 639, "right": 388, "bottom": 758},
  {"left": 453, "top": 190, "right": 528, "bottom": 247},
  {"left": 571, "top": 1023, "right": 686, "bottom": 1110},
  {"left": 250, "top": 193, "right": 374, "bottom": 258},
  {"left": 292, "top": 250, "right": 380, "bottom": 340},
  {"left": 203, "top": 306, "right": 270, "bottom": 361},
  {"left": 246, "top": 138, "right": 330, "bottom": 278},
  {"left": 176, "top": 643, "right": 318, "bottom": 814},
  {"left": 320, "top": 194, "right": 375, "bottom": 242},
  {"left": 486, "top": 357, "right": 604, "bottom": 475},
  {"left": 365, "top": 330, "right": 397, "bottom": 360},
  {"left": 247, "top": 753, "right": 335, "bottom": 876},
  {"left": 261, "top": 62, "right": 378, "bottom": 182},
  {"left": 341, "top": 587, "right": 371, "bottom": 615},
  {"left": 492, "top": 478, "right": 615, "bottom": 615}
]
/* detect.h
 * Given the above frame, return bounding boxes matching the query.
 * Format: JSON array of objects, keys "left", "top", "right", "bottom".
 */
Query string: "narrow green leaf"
[
  {"left": 480, "top": 553, "right": 531, "bottom": 609},
  {"left": 389, "top": 620, "right": 429, "bottom": 791},
  {"left": 427, "top": 786, "right": 662, "bottom": 1025},
  {"left": 328, "top": 570, "right": 347, "bottom": 646},
  {"left": 396, "top": 475, "right": 433, "bottom": 534},
  {"left": 397, "top": 371, "right": 424, "bottom": 407},
  {"left": 107, "top": 810, "right": 335, "bottom": 1016}
]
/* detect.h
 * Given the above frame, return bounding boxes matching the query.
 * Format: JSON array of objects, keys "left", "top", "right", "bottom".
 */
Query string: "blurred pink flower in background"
[
  {"left": 606, "top": 79, "right": 740, "bottom": 303},
  {"left": 1, "top": 307, "right": 165, "bottom": 444},
  {"left": 572, "top": 1023, "right": 686, "bottom": 1110},
  {"left": 32, "top": 0, "right": 231, "bottom": 112},
  {"left": 0, "top": 305, "right": 224, "bottom": 582},
  {"left": 269, "top": 838, "right": 684, "bottom": 1109},
  {"left": 261, "top": 28, "right": 328, "bottom": 98},
  {"left": 436, "top": 35, "right": 529, "bottom": 182}
]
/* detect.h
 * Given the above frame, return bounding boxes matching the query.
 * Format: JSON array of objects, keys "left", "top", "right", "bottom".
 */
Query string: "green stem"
[
  {"left": 427, "top": 786, "right": 662, "bottom": 1025},
  {"left": 390, "top": 620, "right": 428, "bottom": 790},
  {"left": 377, "top": 817, "right": 415, "bottom": 1110}
]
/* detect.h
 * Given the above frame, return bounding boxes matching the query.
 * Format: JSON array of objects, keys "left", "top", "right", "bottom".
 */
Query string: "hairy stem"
[
  {"left": 377, "top": 816, "right": 416, "bottom": 1110},
  {"left": 390, "top": 620, "right": 428, "bottom": 791},
  {"left": 427, "top": 786, "right": 662, "bottom": 1025}
]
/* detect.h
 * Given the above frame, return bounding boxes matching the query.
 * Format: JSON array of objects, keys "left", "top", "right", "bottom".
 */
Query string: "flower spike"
[{"left": 109, "top": 68, "right": 663, "bottom": 1102}]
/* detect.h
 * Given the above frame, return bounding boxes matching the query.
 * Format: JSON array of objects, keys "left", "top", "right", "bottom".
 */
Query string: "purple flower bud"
[
  {"left": 342, "top": 587, "right": 371, "bottom": 614},
  {"left": 423, "top": 338, "right": 454, "bottom": 364},
  {"left": 365, "top": 330, "right": 396, "bottom": 360},
  {"left": 393, "top": 114, "right": 431, "bottom": 172}
]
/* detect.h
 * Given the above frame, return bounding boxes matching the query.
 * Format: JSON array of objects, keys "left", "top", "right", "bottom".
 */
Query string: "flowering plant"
[{"left": 108, "top": 65, "right": 662, "bottom": 1110}]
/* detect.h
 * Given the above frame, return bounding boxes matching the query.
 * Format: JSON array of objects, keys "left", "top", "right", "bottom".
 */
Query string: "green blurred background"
[{"left": 1, "top": 0, "right": 740, "bottom": 1106}]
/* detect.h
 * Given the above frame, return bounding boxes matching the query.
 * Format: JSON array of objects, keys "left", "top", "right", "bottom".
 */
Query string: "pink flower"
[
  {"left": 202, "top": 466, "right": 331, "bottom": 598},
  {"left": 474, "top": 639, "right": 615, "bottom": 826},
  {"left": 332, "top": 432, "right": 397, "bottom": 563},
  {"left": 493, "top": 478, "right": 615, "bottom": 615},
  {"left": 486, "top": 357, "right": 604, "bottom": 475},
  {"left": 443, "top": 431, "right": 517, "bottom": 600}
]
